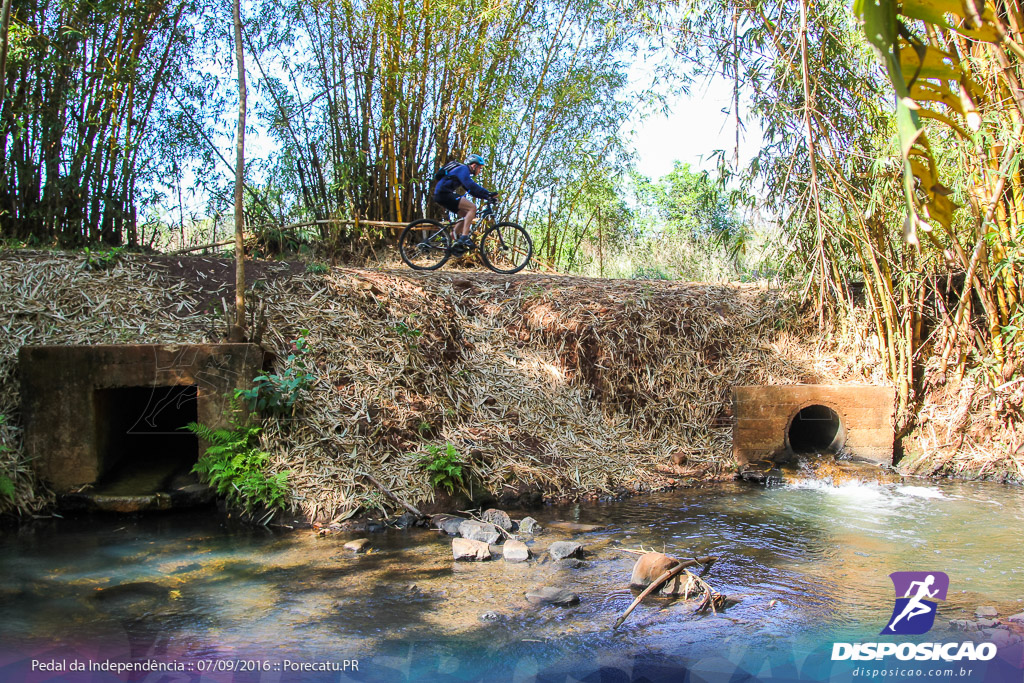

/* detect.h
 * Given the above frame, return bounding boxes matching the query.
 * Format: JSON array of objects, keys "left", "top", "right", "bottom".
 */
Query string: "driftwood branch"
[
  {"left": 358, "top": 472, "right": 425, "bottom": 519},
  {"left": 613, "top": 555, "right": 718, "bottom": 630},
  {"left": 694, "top": 574, "right": 728, "bottom": 614},
  {"left": 171, "top": 237, "right": 239, "bottom": 255}
]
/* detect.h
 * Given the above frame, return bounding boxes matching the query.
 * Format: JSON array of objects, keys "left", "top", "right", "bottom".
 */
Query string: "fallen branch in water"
[
  {"left": 613, "top": 555, "right": 718, "bottom": 630},
  {"left": 694, "top": 574, "right": 728, "bottom": 614}
]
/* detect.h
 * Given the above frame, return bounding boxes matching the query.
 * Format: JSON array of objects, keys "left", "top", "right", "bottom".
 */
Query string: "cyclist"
[{"left": 432, "top": 153, "right": 499, "bottom": 250}]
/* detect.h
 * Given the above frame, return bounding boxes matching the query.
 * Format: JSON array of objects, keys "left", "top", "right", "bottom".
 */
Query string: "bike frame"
[
  {"left": 408, "top": 200, "right": 497, "bottom": 252},
  {"left": 446, "top": 200, "right": 497, "bottom": 240},
  {"left": 400, "top": 197, "right": 532, "bottom": 273}
]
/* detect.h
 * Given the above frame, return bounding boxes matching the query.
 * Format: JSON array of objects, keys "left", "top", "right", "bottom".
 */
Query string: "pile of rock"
[
  {"left": 432, "top": 509, "right": 548, "bottom": 563},
  {"left": 436, "top": 509, "right": 591, "bottom": 611}
]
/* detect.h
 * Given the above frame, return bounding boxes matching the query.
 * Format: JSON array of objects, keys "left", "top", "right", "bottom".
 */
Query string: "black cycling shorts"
[{"left": 434, "top": 190, "right": 462, "bottom": 214}]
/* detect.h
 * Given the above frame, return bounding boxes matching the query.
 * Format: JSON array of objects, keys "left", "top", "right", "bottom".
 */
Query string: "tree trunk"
[
  {"left": 231, "top": 0, "right": 246, "bottom": 342},
  {"left": 0, "top": 0, "right": 13, "bottom": 109}
]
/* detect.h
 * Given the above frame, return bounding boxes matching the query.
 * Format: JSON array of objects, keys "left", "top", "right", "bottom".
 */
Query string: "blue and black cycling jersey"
[{"left": 433, "top": 163, "right": 494, "bottom": 200}]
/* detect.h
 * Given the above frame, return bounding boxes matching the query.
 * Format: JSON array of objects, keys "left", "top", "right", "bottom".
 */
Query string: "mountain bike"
[{"left": 398, "top": 199, "right": 533, "bottom": 274}]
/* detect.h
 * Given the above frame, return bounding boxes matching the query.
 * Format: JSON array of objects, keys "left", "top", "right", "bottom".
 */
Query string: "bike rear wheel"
[
  {"left": 480, "top": 222, "right": 532, "bottom": 274},
  {"left": 399, "top": 219, "right": 451, "bottom": 270}
]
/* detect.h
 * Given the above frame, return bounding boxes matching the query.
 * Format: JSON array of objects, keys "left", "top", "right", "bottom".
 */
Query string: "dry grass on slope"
[
  {"left": 254, "top": 269, "right": 833, "bottom": 521},
  {"left": 0, "top": 252, "right": 843, "bottom": 520},
  {"left": 902, "top": 366, "right": 1024, "bottom": 483}
]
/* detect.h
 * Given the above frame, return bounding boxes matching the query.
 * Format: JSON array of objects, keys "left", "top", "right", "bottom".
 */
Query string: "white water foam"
[
  {"left": 895, "top": 485, "right": 946, "bottom": 499},
  {"left": 784, "top": 478, "right": 951, "bottom": 512},
  {"left": 784, "top": 477, "right": 888, "bottom": 500}
]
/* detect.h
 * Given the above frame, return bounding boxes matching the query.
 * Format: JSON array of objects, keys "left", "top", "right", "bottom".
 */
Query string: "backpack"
[{"left": 432, "top": 161, "right": 462, "bottom": 184}]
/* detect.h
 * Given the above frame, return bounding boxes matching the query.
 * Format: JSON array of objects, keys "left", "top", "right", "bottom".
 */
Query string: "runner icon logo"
[{"left": 881, "top": 571, "right": 949, "bottom": 635}]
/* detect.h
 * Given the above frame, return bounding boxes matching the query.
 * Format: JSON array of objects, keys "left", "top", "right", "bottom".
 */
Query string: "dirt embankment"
[{"left": 0, "top": 252, "right": 878, "bottom": 521}]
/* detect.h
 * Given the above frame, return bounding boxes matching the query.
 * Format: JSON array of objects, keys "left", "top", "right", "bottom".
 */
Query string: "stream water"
[{"left": 2, "top": 476, "right": 1023, "bottom": 682}]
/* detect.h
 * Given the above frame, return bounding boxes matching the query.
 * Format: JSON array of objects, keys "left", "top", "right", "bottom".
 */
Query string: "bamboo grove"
[
  {"left": 855, "top": 0, "right": 1024, "bottom": 410},
  {"left": 247, "top": 0, "right": 638, "bottom": 248},
  {"left": 0, "top": 0, "right": 198, "bottom": 245},
  {"left": 666, "top": 0, "right": 1024, "bottom": 447},
  {"left": 0, "top": 0, "right": 644, "bottom": 253}
]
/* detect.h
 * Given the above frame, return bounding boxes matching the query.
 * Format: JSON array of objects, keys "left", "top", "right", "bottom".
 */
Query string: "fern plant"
[
  {"left": 185, "top": 417, "right": 289, "bottom": 517},
  {"left": 418, "top": 443, "right": 465, "bottom": 495},
  {"left": 0, "top": 475, "right": 13, "bottom": 502}
]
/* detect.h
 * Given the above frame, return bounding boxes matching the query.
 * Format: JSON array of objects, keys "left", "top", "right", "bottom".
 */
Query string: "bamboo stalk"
[{"left": 231, "top": 0, "right": 247, "bottom": 342}]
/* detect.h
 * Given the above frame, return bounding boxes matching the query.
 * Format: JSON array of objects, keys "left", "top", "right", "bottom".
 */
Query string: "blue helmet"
[{"left": 464, "top": 153, "right": 486, "bottom": 166}]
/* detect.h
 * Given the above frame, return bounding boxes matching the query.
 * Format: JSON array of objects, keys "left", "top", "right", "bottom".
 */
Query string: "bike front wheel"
[
  {"left": 399, "top": 219, "right": 451, "bottom": 270},
  {"left": 480, "top": 222, "right": 533, "bottom": 274}
]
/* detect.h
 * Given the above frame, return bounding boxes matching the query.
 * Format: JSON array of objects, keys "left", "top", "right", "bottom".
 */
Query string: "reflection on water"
[{"left": 1, "top": 478, "right": 1023, "bottom": 680}]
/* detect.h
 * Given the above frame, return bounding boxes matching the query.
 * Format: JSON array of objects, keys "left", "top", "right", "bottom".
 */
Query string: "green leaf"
[{"left": 0, "top": 475, "right": 15, "bottom": 501}]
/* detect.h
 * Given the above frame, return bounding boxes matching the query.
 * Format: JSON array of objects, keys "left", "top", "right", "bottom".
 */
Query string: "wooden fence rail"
[
  {"left": 167, "top": 218, "right": 559, "bottom": 272},
  {"left": 170, "top": 219, "right": 407, "bottom": 255}
]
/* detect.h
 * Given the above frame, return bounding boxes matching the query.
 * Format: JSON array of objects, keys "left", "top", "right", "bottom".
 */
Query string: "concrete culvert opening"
[
  {"left": 787, "top": 404, "right": 845, "bottom": 454},
  {"left": 92, "top": 385, "right": 199, "bottom": 496}
]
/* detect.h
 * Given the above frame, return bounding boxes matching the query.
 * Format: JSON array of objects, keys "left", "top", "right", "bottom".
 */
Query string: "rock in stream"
[
  {"left": 452, "top": 538, "right": 492, "bottom": 561},
  {"left": 525, "top": 587, "right": 580, "bottom": 607},
  {"left": 548, "top": 541, "right": 584, "bottom": 560}
]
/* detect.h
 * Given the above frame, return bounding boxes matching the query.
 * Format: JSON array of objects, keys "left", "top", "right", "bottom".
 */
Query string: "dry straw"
[{"left": 0, "top": 252, "right": 849, "bottom": 520}]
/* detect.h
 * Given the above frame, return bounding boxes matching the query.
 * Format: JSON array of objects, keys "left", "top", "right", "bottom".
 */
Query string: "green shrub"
[
  {"left": 393, "top": 319, "right": 424, "bottom": 367},
  {"left": 0, "top": 474, "right": 13, "bottom": 502},
  {"left": 305, "top": 262, "right": 329, "bottom": 274},
  {"left": 418, "top": 443, "right": 465, "bottom": 495},
  {"left": 392, "top": 320, "right": 423, "bottom": 348},
  {"left": 185, "top": 416, "right": 289, "bottom": 517},
  {"left": 237, "top": 331, "right": 314, "bottom": 417},
  {"left": 631, "top": 265, "right": 673, "bottom": 281},
  {"left": 81, "top": 246, "right": 125, "bottom": 271},
  {"left": 0, "top": 415, "right": 14, "bottom": 502}
]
